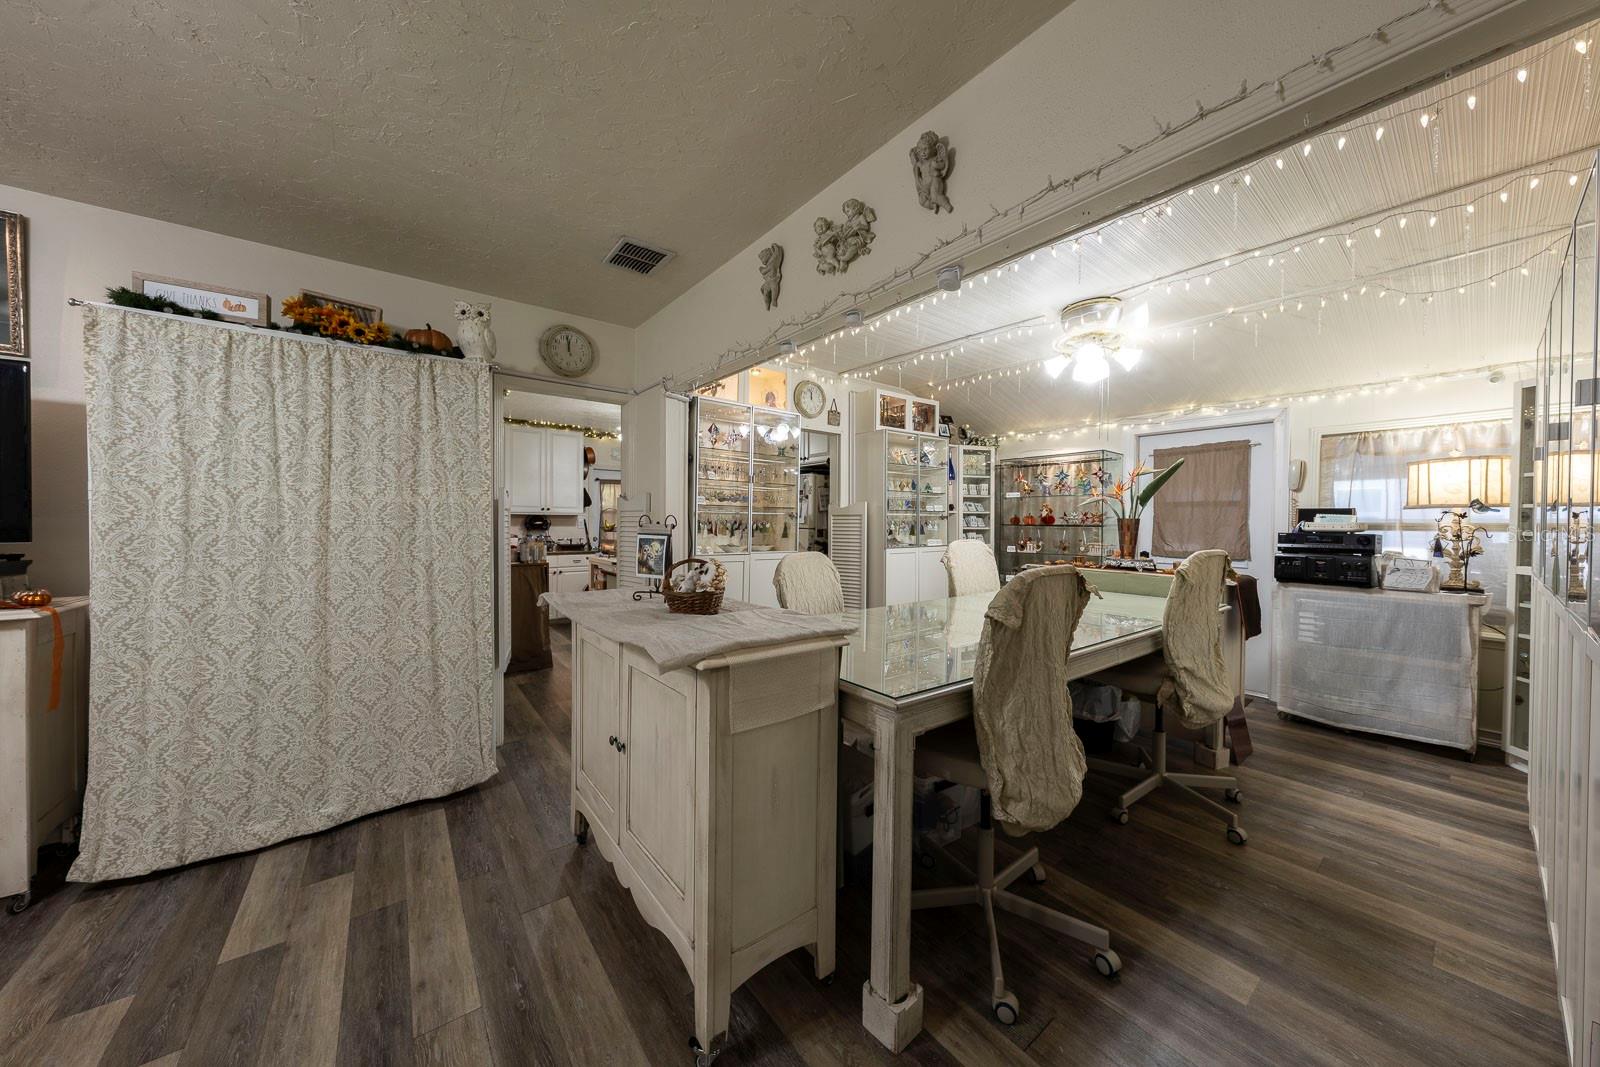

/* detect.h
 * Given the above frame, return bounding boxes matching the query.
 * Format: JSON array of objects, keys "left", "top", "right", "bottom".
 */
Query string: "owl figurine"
[{"left": 453, "top": 301, "right": 497, "bottom": 363}]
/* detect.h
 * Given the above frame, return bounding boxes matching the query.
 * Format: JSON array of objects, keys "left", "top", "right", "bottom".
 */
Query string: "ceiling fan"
[{"left": 1045, "top": 296, "right": 1151, "bottom": 384}]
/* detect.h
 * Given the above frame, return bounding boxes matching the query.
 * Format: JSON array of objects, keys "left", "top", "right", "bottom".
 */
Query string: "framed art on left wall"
[{"left": 1, "top": 212, "right": 25, "bottom": 360}]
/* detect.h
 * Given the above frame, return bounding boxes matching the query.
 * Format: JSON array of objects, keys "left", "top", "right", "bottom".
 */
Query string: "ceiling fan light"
[
  {"left": 1071, "top": 344, "right": 1111, "bottom": 384},
  {"left": 1113, "top": 347, "right": 1144, "bottom": 371},
  {"left": 1043, "top": 355, "right": 1069, "bottom": 379}
]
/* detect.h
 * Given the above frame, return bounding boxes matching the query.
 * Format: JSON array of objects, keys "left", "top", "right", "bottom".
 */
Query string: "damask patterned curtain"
[{"left": 72, "top": 305, "right": 497, "bottom": 881}]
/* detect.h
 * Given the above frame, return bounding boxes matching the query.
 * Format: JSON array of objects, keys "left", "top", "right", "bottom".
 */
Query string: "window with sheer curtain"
[{"left": 1317, "top": 418, "right": 1512, "bottom": 619}]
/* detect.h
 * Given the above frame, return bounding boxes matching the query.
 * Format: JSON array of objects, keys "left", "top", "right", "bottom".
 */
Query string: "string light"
[{"left": 700, "top": 28, "right": 1596, "bottom": 396}]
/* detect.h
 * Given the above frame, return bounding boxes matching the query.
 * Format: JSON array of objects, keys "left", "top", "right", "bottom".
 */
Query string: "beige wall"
[{"left": 3, "top": 181, "right": 634, "bottom": 593}]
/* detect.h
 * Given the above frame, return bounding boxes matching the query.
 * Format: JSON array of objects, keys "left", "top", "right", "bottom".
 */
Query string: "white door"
[
  {"left": 506, "top": 426, "right": 547, "bottom": 512},
  {"left": 1137, "top": 421, "right": 1277, "bottom": 696},
  {"left": 547, "top": 431, "right": 585, "bottom": 514},
  {"left": 884, "top": 550, "right": 917, "bottom": 605}
]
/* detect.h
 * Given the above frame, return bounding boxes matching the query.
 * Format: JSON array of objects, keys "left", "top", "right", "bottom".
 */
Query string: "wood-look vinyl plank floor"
[{"left": 0, "top": 627, "right": 1566, "bottom": 1065}]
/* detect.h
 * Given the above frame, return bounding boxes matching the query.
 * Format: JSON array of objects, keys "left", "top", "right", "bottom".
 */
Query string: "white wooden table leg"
[{"left": 860, "top": 704, "right": 923, "bottom": 1051}]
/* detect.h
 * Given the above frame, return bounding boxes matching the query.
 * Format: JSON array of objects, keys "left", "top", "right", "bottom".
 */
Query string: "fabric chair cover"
[
  {"left": 971, "top": 565, "right": 1091, "bottom": 832},
  {"left": 1158, "top": 549, "right": 1235, "bottom": 729},
  {"left": 773, "top": 551, "right": 846, "bottom": 615},
  {"left": 943, "top": 539, "right": 1001, "bottom": 597}
]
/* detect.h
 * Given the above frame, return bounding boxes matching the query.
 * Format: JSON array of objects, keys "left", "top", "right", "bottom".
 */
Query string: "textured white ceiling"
[
  {"left": 803, "top": 31, "right": 1600, "bottom": 435},
  {"left": 0, "top": 0, "right": 1071, "bottom": 326}
]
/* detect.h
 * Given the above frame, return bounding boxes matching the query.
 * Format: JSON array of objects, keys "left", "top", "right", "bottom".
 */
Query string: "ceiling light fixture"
[
  {"left": 1467, "top": 94, "right": 1478, "bottom": 110},
  {"left": 1051, "top": 296, "right": 1150, "bottom": 388}
]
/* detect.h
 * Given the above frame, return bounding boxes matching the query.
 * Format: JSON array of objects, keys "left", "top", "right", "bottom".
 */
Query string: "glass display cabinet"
[
  {"left": 883, "top": 432, "right": 948, "bottom": 547},
  {"left": 954, "top": 445, "right": 996, "bottom": 544},
  {"left": 994, "top": 450, "right": 1123, "bottom": 583},
  {"left": 691, "top": 398, "right": 799, "bottom": 557}
]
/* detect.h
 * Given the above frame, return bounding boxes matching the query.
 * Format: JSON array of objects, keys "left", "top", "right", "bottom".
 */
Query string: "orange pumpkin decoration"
[
  {"left": 12, "top": 588, "right": 51, "bottom": 608},
  {"left": 404, "top": 323, "right": 453, "bottom": 352}
]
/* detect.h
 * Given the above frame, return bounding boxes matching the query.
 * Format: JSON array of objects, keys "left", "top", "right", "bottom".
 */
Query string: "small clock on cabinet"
[
  {"left": 793, "top": 379, "right": 826, "bottom": 419},
  {"left": 539, "top": 324, "right": 597, "bottom": 378}
]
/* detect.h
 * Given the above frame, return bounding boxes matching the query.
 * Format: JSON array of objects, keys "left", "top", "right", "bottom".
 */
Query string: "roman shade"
[{"left": 1151, "top": 440, "right": 1251, "bottom": 560}]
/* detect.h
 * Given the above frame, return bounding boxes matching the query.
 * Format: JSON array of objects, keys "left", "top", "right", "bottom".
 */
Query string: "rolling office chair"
[
  {"left": 1089, "top": 549, "right": 1247, "bottom": 844},
  {"left": 911, "top": 565, "right": 1120, "bottom": 1026},
  {"left": 942, "top": 538, "right": 1002, "bottom": 597},
  {"left": 773, "top": 551, "right": 846, "bottom": 614}
]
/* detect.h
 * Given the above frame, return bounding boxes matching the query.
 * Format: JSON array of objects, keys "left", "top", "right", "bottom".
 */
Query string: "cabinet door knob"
[
  {"left": 615, "top": 739, "right": 626, "bottom": 753},
  {"left": 608, "top": 735, "right": 618, "bottom": 748}
]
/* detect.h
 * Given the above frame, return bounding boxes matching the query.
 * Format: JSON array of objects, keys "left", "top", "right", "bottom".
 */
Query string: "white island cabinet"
[{"left": 567, "top": 620, "right": 844, "bottom": 1065}]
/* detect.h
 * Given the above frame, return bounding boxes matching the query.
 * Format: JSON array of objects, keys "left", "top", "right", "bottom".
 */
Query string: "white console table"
[
  {"left": 0, "top": 597, "right": 90, "bottom": 911},
  {"left": 1271, "top": 585, "right": 1485, "bottom": 753},
  {"left": 550, "top": 592, "right": 850, "bottom": 1065}
]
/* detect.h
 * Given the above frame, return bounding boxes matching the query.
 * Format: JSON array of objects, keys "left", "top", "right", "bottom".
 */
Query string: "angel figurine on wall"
[
  {"left": 758, "top": 243, "right": 784, "bottom": 310},
  {"left": 813, "top": 199, "right": 878, "bottom": 274},
  {"left": 909, "top": 130, "right": 953, "bottom": 214}
]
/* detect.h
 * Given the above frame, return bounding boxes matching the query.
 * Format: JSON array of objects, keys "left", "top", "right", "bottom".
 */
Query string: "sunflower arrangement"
[{"left": 280, "top": 297, "right": 395, "bottom": 346}]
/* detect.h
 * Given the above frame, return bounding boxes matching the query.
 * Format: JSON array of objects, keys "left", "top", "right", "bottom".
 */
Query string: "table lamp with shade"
[
  {"left": 1546, "top": 449, "right": 1595, "bottom": 600},
  {"left": 1404, "top": 455, "right": 1511, "bottom": 592}
]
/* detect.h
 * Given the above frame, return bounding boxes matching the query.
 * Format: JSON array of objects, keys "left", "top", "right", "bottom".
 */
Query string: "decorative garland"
[
  {"left": 502, "top": 416, "right": 619, "bottom": 440},
  {"left": 106, "top": 286, "right": 222, "bottom": 320}
]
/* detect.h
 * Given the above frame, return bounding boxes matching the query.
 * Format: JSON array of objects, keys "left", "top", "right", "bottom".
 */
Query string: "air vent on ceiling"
[{"left": 605, "top": 237, "right": 676, "bottom": 276}]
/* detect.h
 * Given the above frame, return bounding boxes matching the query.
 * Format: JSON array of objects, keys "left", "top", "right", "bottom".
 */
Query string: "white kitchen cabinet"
[
  {"left": 915, "top": 545, "right": 949, "bottom": 601},
  {"left": 568, "top": 622, "right": 842, "bottom": 1064},
  {"left": 544, "top": 556, "right": 592, "bottom": 620},
  {"left": 505, "top": 425, "right": 584, "bottom": 516}
]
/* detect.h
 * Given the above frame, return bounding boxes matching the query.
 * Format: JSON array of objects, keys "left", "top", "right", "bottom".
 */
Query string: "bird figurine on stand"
[{"left": 454, "top": 301, "right": 497, "bottom": 362}]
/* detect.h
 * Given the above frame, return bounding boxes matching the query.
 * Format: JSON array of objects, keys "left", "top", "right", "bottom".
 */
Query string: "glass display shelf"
[{"left": 692, "top": 397, "right": 799, "bottom": 556}]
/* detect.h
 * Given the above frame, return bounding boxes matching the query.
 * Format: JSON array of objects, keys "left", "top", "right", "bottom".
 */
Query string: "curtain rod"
[{"left": 67, "top": 299, "right": 689, "bottom": 402}]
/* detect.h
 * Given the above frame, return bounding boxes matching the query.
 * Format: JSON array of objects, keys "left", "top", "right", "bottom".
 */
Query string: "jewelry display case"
[{"left": 994, "top": 450, "right": 1123, "bottom": 583}]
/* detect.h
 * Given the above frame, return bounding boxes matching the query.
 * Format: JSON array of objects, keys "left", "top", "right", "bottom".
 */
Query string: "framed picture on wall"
[
  {"left": 1, "top": 211, "right": 26, "bottom": 359},
  {"left": 298, "top": 290, "right": 382, "bottom": 325},
  {"left": 132, "top": 272, "right": 269, "bottom": 326}
]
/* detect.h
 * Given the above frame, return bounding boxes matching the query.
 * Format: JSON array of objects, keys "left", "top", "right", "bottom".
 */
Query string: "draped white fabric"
[{"left": 72, "top": 306, "right": 497, "bottom": 882}]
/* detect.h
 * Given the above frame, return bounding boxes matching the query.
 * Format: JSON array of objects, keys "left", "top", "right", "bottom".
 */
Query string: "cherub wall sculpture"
[
  {"left": 813, "top": 199, "right": 877, "bottom": 275},
  {"left": 909, "top": 130, "right": 953, "bottom": 214},
  {"left": 757, "top": 243, "right": 783, "bottom": 310}
]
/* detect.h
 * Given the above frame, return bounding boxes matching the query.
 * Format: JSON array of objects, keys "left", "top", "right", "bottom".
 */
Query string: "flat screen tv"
[{"left": 0, "top": 359, "right": 30, "bottom": 543}]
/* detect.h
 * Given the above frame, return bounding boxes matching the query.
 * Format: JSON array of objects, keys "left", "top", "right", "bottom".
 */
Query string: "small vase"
[{"left": 1117, "top": 517, "right": 1140, "bottom": 558}]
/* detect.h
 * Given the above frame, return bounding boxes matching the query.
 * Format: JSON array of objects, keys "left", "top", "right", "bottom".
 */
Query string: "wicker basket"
[{"left": 662, "top": 557, "right": 728, "bottom": 615}]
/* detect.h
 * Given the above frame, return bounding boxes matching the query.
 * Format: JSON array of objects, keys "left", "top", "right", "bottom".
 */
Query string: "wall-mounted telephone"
[{"left": 1287, "top": 459, "right": 1307, "bottom": 528}]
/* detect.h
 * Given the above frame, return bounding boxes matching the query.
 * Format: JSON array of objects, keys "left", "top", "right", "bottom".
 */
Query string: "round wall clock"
[
  {"left": 539, "top": 324, "right": 597, "bottom": 378},
  {"left": 793, "top": 379, "right": 827, "bottom": 419}
]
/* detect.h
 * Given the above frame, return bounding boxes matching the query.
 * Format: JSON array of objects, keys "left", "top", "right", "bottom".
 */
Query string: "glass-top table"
[{"left": 838, "top": 590, "right": 1167, "bottom": 704}]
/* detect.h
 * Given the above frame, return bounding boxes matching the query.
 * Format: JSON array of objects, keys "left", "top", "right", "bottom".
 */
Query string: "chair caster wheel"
[
  {"left": 575, "top": 829, "right": 588, "bottom": 846},
  {"left": 1277, "top": 710, "right": 1290, "bottom": 721},
  {"left": 1224, "top": 788, "right": 1242, "bottom": 804},
  {"left": 690, "top": 1036, "right": 722, "bottom": 1066},
  {"left": 1111, "top": 808, "right": 1130, "bottom": 825},
  {"left": 6, "top": 889, "right": 31, "bottom": 915},
  {"left": 992, "top": 993, "right": 1020, "bottom": 1025},
  {"left": 1226, "top": 826, "right": 1248, "bottom": 846},
  {"left": 1028, "top": 864, "right": 1047, "bottom": 885},
  {"left": 1093, "top": 949, "right": 1121, "bottom": 978},
  {"left": 819, "top": 974, "right": 835, "bottom": 987}
]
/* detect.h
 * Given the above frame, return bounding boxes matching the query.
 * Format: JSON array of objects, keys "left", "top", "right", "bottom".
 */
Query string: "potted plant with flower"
[{"left": 1088, "top": 459, "right": 1186, "bottom": 559}]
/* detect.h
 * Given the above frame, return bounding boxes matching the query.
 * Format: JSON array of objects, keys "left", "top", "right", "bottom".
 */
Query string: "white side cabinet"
[
  {"left": 569, "top": 624, "right": 842, "bottom": 1063},
  {"left": 506, "top": 426, "right": 584, "bottom": 516},
  {"left": 884, "top": 546, "right": 948, "bottom": 605},
  {"left": 1, "top": 598, "right": 90, "bottom": 911}
]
